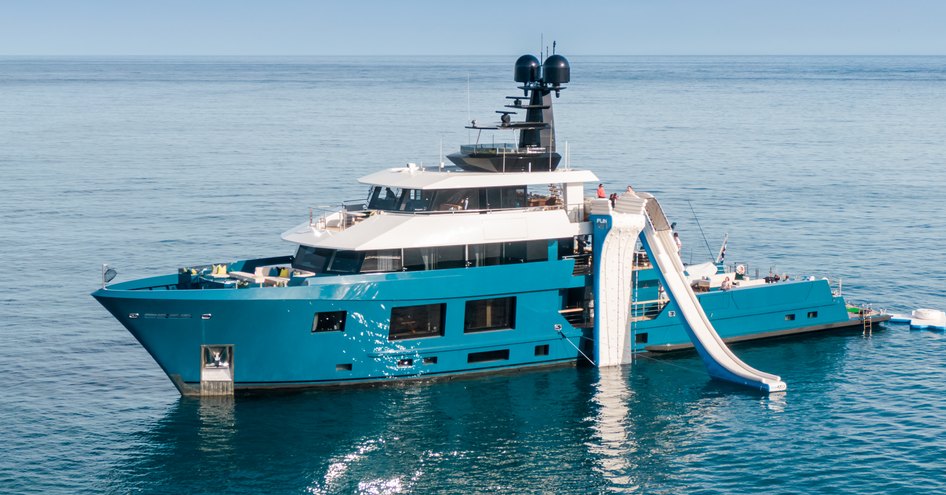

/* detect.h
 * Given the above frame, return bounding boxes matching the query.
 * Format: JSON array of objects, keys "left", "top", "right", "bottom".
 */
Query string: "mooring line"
[
  {"left": 634, "top": 352, "right": 706, "bottom": 375},
  {"left": 557, "top": 328, "right": 596, "bottom": 366}
]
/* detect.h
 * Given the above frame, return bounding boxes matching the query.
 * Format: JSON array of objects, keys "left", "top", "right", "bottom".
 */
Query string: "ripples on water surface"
[{"left": 1, "top": 56, "right": 945, "bottom": 494}]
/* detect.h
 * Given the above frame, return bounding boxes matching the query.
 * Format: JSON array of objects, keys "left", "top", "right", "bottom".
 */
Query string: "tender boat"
[{"left": 93, "top": 53, "right": 888, "bottom": 396}]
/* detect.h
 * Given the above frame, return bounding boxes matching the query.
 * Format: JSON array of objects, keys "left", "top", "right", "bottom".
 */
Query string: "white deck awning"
[
  {"left": 281, "top": 209, "right": 592, "bottom": 251},
  {"left": 357, "top": 166, "right": 598, "bottom": 190}
]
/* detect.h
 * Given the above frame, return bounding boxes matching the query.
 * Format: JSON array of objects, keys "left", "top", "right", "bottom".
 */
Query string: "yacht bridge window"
[
  {"left": 293, "top": 246, "right": 332, "bottom": 273},
  {"left": 365, "top": 185, "right": 528, "bottom": 212}
]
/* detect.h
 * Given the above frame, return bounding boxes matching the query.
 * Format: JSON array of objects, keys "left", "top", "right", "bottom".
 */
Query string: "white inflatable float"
[
  {"left": 909, "top": 309, "right": 946, "bottom": 330},
  {"left": 892, "top": 309, "right": 946, "bottom": 330}
]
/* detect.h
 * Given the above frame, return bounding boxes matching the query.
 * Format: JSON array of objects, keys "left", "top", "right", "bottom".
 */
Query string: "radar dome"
[
  {"left": 514, "top": 54, "right": 540, "bottom": 83},
  {"left": 542, "top": 55, "right": 570, "bottom": 85}
]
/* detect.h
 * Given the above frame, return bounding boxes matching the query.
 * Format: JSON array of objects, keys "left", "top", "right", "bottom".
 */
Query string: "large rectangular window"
[
  {"left": 526, "top": 239, "right": 549, "bottom": 262},
  {"left": 389, "top": 303, "right": 446, "bottom": 341},
  {"left": 464, "top": 297, "right": 516, "bottom": 333},
  {"left": 293, "top": 246, "right": 333, "bottom": 273},
  {"left": 327, "top": 250, "right": 363, "bottom": 273},
  {"left": 399, "top": 189, "right": 435, "bottom": 211},
  {"left": 403, "top": 248, "right": 436, "bottom": 271},
  {"left": 480, "top": 186, "right": 527, "bottom": 210},
  {"left": 436, "top": 245, "right": 466, "bottom": 269},
  {"left": 469, "top": 243, "right": 502, "bottom": 267},
  {"left": 361, "top": 249, "right": 403, "bottom": 272},
  {"left": 403, "top": 245, "right": 467, "bottom": 271},
  {"left": 431, "top": 188, "right": 481, "bottom": 211},
  {"left": 501, "top": 240, "right": 548, "bottom": 264}
]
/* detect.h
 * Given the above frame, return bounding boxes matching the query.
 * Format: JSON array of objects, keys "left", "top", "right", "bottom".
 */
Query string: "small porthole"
[
  {"left": 808, "top": 311, "right": 818, "bottom": 318},
  {"left": 785, "top": 314, "right": 796, "bottom": 321},
  {"left": 397, "top": 358, "right": 413, "bottom": 368},
  {"left": 423, "top": 357, "right": 438, "bottom": 365},
  {"left": 336, "top": 363, "right": 352, "bottom": 371},
  {"left": 534, "top": 344, "right": 550, "bottom": 356},
  {"left": 635, "top": 332, "right": 649, "bottom": 344}
]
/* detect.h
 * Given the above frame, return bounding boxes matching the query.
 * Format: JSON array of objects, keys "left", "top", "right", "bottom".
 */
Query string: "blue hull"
[
  {"left": 94, "top": 260, "right": 589, "bottom": 395},
  {"left": 634, "top": 279, "right": 857, "bottom": 352},
  {"left": 93, "top": 254, "right": 875, "bottom": 395}
]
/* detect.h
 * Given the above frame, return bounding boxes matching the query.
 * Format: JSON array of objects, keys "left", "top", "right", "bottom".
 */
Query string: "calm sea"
[{"left": 1, "top": 56, "right": 945, "bottom": 494}]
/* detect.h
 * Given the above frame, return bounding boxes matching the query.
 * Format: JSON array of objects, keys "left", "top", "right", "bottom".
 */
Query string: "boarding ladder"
[{"left": 862, "top": 304, "right": 873, "bottom": 335}]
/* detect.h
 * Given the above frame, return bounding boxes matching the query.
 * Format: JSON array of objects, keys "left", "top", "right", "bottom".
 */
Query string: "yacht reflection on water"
[
  {"left": 109, "top": 334, "right": 850, "bottom": 492},
  {"left": 589, "top": 367, "right": 637, "bottom": 491}
]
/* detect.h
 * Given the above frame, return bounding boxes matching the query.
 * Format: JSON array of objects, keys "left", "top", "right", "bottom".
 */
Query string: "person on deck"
[
  {"left": 597, "top": 183, "right": 606, "bottom": 198},
  {"left": 721, "top": 277, "right": 733, "bottom": 291},
  {"left": 673, "top": 232, "right": 682, "bottom": 252}
]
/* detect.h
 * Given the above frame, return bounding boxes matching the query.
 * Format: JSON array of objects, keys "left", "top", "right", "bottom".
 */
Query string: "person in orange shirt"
[{"left": 597, "top": 183, "right": 606, "bottom": 198}]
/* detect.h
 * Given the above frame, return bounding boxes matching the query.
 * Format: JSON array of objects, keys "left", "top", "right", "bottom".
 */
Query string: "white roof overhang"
[
  {"left": 281, "top": 209, "right": 591, "bottom": 251},
  {"left": 357, "top": 167, "right": 599, "bottom": 190}
]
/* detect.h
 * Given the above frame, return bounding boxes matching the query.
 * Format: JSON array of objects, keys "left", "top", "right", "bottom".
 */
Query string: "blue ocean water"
[{"left": 1, "top": 56, "right": 945, "bottom": 494}]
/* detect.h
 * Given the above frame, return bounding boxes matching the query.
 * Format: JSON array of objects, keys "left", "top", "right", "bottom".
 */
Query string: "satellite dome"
[
  {"left": 514, "top": 54, "right": 540, "bottom": 83},
  {"left": 543, "top": 54, "right": 570, "bottom": 85}
]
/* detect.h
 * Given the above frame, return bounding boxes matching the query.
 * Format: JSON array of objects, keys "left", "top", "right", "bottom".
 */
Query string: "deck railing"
[
  {"left": 631, "top": 298, "right": 668, "bottom": 320},
  {"left": 563, "top": 254, "right": 592, "bottom": 275},
  {"left": 310, "top": 202, "right": 567, "bottom": 232},
  {"left": 558, "top": 307, "right": 588, "bottom": 326}
]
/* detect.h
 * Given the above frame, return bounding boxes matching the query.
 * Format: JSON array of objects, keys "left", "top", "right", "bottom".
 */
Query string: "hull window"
[
  {"left": 635, "top": 332, "right": 649, "bottom": 344},
  {"left": 808, "top": 311, "right": 818, "bottom": 318},
  {"left": 468, "top": 349, "right": 510, "bottom": 363},
  {"left": 336, "top": 363, "right": 353, "bottom": 371},
  {"left": 785, "top": 314, "right": 796, "bottom": 321},
  {"left": 312, "top": 311, "right": 347, "bottom": 332},
  {"left": 464, "top": 297, "right": 516, "bottom": 333},
  {"left": 534, "top": 344, "right": 550, "bottom": 356},
  {"left": 389, "top": 303, "right": 446, "bottom": 340},
  {"left": 423, "top": 356, "right": 438, "bottom": 365}
]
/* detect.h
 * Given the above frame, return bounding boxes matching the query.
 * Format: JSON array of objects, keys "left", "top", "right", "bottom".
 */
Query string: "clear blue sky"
[{"left": 1, "top": 0, "right": 944, "bottom": 56}]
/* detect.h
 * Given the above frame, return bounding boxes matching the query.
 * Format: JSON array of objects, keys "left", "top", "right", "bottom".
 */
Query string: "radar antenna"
[{"left": 446, "top": 51, "right": 571, "bottom": 173}]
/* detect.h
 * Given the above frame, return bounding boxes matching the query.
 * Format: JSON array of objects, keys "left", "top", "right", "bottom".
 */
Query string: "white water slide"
[{"left": 638, "top": 193, "right": 786, "bottom": 393}]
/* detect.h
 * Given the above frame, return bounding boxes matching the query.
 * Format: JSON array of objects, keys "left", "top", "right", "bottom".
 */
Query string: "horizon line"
[{"left": 2, "top": 53, "right": 945, "bottom": 58}]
